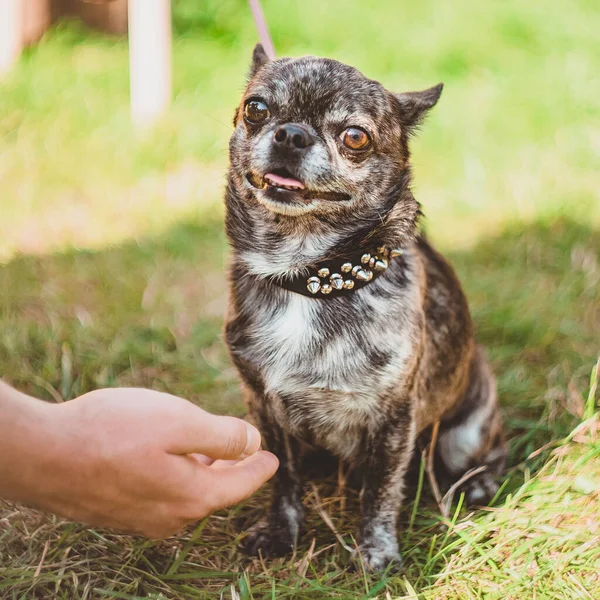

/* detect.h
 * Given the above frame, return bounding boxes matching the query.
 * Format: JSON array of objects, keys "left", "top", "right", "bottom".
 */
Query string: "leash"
[{"left": 248, "top": 0, "right": 276, "bottom": 60}]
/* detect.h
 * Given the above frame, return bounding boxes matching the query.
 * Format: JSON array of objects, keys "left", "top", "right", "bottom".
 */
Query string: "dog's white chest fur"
[
  {"left": 252, "top": 294, "right": 319, "bottom": 391},
  {"left": 240, "top": 271, "right": 420, "bottom": 458}
]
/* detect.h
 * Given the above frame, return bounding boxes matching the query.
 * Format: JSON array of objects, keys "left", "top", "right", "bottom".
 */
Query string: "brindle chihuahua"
[{"left": 224, "top": 44, "right": 506, "bottom": 571}]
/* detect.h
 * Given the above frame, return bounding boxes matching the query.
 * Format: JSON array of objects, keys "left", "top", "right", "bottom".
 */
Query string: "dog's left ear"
[
  {"left": 395, "top": 83, "right": 443, "bottom": 129},
  {"left": 248, "top": 43, "right": 271, "bottom": 79}
]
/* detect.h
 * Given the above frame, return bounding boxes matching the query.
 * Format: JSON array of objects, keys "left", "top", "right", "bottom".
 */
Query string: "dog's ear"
[
  {"left": 395, "top": 83, "right": 443, "bottom": 130},
  {"left": 249, "top": 43, "right": 271, "bottom": 79}
]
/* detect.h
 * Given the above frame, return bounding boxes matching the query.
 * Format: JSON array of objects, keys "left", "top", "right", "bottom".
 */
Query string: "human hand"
[{"left": 5, "top": 387, "right": 278, "bottom": 537}]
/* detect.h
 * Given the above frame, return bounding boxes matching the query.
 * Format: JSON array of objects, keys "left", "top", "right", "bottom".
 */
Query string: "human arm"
[{"left": 0, "top": 381, "right": 278, "bottom": 537}]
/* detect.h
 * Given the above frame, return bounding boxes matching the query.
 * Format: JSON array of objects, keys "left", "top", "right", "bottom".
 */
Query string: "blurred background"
[
  {"left": 2, "top": 0, "right": 598, "bottom": 258},
  {"left": 0, "top": 0, "right": 598, "bottom": 426},
  {"left": 1, "top": 2, "right": 599, "bottom": 597}
]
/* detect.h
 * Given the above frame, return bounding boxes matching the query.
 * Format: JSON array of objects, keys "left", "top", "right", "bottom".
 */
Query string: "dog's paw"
[
  {"left": 463, "top": 471, "right": 500, "bottom": 506},
  {"left": 354, "top": 541, "right": 403, "bottom": 573},
  {"left": 242, "top": 518, "right": 297, "bottom": 558}
]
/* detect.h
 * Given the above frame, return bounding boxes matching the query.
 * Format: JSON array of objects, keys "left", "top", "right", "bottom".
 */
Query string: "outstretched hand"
[{"left": 1, "top": 386, "right": 278, "bottom": 538}]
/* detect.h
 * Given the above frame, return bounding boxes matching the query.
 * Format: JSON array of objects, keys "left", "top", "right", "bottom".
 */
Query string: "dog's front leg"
[
  {"left": 243, "top": 398, "right": 305, "bottom": 558},
  {"left": 357, "top": 404, "right": 416, "bottom": 571}
]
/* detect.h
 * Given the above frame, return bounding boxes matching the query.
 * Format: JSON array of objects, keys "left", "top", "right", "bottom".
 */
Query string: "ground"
[{"left": 0, "top": 0, "right": 599, "bottom": 598}]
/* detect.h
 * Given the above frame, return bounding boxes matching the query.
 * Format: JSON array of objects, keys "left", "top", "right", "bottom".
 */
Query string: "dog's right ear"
[{"left": 248, "top": 43, "right": 271, "bottom": 79}]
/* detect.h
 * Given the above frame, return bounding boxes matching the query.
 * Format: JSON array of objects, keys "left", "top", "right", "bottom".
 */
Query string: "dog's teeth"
[{"left": 263, "top": 176, "right": 302, "bottom": 192}]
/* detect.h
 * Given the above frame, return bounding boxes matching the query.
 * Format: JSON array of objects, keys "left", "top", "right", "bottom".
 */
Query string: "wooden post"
[
  {"left": 0, "top": 0, "right": 22, "bottom": 77},
  {"left": 128, "top": 0, "right": 172, "bottom": 129},
  {"left": 76, "top": 0, "right": 128, "bottom": 36}
]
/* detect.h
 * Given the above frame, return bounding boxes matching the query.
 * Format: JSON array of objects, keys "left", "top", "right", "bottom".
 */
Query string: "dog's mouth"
[
  {"left": 264, "top": 169, "right": 306, "bottom": 191},
  {"left": 246, "top": 168, "right": 350, "bottom": 203}
]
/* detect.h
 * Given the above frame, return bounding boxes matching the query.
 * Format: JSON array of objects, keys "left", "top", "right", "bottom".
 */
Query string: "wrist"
[{"left": 0, "top": 386, "right": 70, "bottom": 507}]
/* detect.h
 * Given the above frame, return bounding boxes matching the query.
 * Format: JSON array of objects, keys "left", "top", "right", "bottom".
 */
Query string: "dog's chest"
[{"left": 231, "top": 277, "right": 420, "bottom": 456}]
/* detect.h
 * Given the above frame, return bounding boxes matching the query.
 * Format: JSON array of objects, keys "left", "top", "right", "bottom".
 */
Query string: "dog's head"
[{"left": 229, "top": 44, "right": 442, "bottom": 226}]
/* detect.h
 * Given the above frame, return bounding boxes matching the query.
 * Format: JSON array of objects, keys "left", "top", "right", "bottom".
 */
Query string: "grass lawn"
[{"left": 1, "top": 0, "right": 599, "bottom": 598}]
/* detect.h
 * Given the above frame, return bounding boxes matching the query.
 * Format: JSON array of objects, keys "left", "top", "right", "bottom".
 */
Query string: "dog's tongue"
[{"left": 265, "top": 172, "right": 305, "bottom": 190}]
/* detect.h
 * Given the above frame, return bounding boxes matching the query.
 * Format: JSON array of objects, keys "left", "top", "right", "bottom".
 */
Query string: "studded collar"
[{"left": 268, "top": 245, "right": 404, "bottom": 298}]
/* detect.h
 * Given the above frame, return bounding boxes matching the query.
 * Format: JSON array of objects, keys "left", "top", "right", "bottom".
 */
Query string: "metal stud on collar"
[
  {"left": 306, "top": 276, "right": 321, "bottom": 294},
  {"left": 375, "top": 258, "right": 389, "bottom": 271},
  {"left": 305, "top": 245, "right": 401, "bottom": 295},
  {"left": 355, "top": 269, "right": 372, "bottom": 282},
  {"left": 330, "top": 273, "right": 344, "bottom": 290}
]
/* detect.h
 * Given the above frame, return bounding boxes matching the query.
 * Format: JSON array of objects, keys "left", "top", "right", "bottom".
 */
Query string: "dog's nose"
[{"left": 273, "top": 123, "right": 315, "bottom": 150}]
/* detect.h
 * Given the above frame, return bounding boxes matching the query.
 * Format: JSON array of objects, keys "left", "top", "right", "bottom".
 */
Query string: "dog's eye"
[
  {"left": 341, "top": 127, "right": 371, "bottom": 150},
  {"left": 244, "top": 99, "right": 270, "bottom": 124}
]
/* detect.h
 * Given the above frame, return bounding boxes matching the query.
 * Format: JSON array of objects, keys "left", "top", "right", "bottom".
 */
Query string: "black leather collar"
[{"left": 269, "top": 245, "right": 404, "bottom": 298}]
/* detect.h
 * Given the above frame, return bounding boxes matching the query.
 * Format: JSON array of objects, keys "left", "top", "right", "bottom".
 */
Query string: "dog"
[{"left": 224, "top": 44, "right": 506, "bottom": 571}]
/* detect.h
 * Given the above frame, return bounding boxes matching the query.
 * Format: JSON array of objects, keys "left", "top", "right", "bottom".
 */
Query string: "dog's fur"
[{"left": 224, "top": 45, "right": 506, "bottom": 571}]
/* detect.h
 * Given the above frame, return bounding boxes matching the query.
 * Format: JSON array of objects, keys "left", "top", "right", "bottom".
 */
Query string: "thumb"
[
  {"left": 203, "top": 451, "right": 279, "bottom": 510},
  {"left": 167, "top": 405, "right": 262, "bottom": 460}
]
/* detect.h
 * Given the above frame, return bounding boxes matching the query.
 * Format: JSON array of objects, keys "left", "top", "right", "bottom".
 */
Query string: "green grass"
[{"left": 1, "top": 0, "right": 599, "bottom": 598}]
